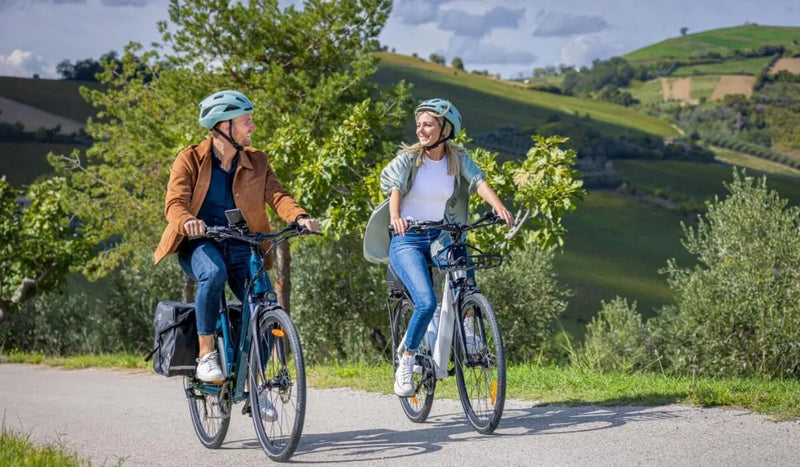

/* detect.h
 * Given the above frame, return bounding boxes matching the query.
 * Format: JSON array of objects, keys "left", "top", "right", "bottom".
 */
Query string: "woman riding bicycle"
[
  {"left": 364, "top": 98, "right": 513, "bottom": 397},
  {"left": 154, "top": 89, "right": 319, "bottom": 382}
]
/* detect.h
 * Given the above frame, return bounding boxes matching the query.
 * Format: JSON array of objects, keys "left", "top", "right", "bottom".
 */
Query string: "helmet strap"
[
  {"left": 212, "top": 121, "right": 244, "bottom": 151},
  {"left": 423, "top": 126, "right": 450, "bottom": 151}
]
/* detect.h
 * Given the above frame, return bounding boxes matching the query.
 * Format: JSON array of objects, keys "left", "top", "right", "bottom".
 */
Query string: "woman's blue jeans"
[
  {"left": 389, "top": 229, "right": 443, "bottom": 353},
  {"left": 178, "top": 239, "right": 253, "bottom": 336}
]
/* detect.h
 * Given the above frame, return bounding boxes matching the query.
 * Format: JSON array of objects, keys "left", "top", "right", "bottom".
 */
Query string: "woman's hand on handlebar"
[
  {"left": 184, "top": 218, "right": 207, "bottom": 238},
  {"left": 494, "top": 207, "right": 514, "bottom": 227},
  {"left": 390, "top": 216, "right": 408, "bottom": 236}
]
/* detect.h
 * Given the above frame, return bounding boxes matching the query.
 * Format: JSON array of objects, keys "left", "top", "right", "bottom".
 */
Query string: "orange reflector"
[
  {"left": 491, "top": 380, "right": 498, "bottom": 405},
  {"left": 410, "top": 396, "right": 420, "bottom": 404},
  {"left": 271, "top": 329, "right": 285, "bottom": 337}
]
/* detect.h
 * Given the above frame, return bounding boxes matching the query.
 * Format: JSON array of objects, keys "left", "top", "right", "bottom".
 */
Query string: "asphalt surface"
[{"left": 1, "top": 364, "right": 799, "bottom": 466}]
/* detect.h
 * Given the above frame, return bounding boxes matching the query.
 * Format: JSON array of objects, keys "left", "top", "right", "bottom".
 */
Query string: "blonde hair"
[{"left": 398, "top": 111, "right": 462, "bottom": 176}]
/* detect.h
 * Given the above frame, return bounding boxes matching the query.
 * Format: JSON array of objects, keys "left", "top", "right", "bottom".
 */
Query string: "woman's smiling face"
[{"left": 415, "top": 111, "right": 442, "bottom": 147}]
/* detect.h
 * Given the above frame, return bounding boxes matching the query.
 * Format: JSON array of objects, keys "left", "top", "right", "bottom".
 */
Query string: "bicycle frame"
[
  {"left": 392, "top": 212, "right": 502, "bottom": 380},
  {"left": 189, "top": 223, "right": 306, "bottom": 403}
]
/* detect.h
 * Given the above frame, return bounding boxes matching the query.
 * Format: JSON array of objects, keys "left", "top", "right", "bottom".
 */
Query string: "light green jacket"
[{"left": 363, "top": 149, "right": 486, "bottom": 264}]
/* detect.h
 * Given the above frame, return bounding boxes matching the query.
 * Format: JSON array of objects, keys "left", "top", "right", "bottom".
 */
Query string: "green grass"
[
  {"left": 375, "top": 52, "right": 677, "bottom": 138},
  {"left": 5, "top": 355, "right": 799, "bottom": 420},
  {"left": 671, "top": 57, "right": 772, "bottom": 76},
  {"left": 615, "top": 159, "right": 800, "bottom": 206},
  {"left": 552, "top": 191, "right": 690, "bottom": 338},
  {"left": 1, "top": 424, "right": 93, "bottom": 466},
  {"left": 625, "top": 25, "right": 800, "bottom": 62},
  {"left": 0, "top": 142, "right": 82, "bottom": 187},
  {"left": 0, "top": 76, "right": 100, "bottom": 122}
]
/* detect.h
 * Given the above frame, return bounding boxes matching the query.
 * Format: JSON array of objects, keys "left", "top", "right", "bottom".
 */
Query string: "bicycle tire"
[
  {"left": 390, "top": 297, "right": 435, "bottom": 422},
  {"left": 248, "top": 306, "right": 306, "bottom": 461},
  {"left": 184, "top": 377, "right": 232, "bottom": 449},
  {"left": 453, "top": 292, "right": 506, "bottom": 434}
]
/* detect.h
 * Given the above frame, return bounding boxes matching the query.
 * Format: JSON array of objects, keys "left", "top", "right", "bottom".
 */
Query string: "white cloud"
[
  {"left": 439, "top": 6, "right": 526, "bottom": 38},
  {"left": 559, "top": 35, "right": 619, "bottom": 68},
  {"left": 448, "top": 36, "right": 536, "bottom": 66},
  {"left": 392, "top": 0, "right": 449, "bottom": 25},
  {"left": 0, "top": 49, "right": 52, "bottom": 77},
  {"left": 533, "top": 12, "right": 608, "bottom": 37}
]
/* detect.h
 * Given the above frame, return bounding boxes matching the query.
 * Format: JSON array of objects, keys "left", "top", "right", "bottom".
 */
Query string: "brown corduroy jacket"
[{"left": 153, "top": 137, "right": 307, "bottom": 268}]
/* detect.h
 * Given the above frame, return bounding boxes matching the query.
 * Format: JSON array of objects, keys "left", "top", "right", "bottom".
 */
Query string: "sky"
[{"left": 0, "top": 0, "right": 798, "bottom": 80}]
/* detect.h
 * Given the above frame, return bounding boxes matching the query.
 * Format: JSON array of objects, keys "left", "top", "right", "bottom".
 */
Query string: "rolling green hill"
[
  {"left": 625, "top": 24, "right": 800, "bottom": 63},
  {"left": 3, "top": 43, "right": 800, "bottom": 342}
]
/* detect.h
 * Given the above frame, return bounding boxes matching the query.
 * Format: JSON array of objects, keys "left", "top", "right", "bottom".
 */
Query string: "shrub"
[
  {"left": 574, "top": 297, "right": 650, "bottom": 373},
  {"left": 655, "top": 169, "right": 800, "bottom": 377},
  {"left": 480, "top": 247, "right": 569, "bottom": 363}
]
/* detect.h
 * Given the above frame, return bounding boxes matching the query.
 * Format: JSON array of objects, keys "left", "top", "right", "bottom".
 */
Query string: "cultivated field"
[
  {"left": 770, "top": 58, "right": 800, "bottom": 74},
  {"left": 711, "top": 75, "right": 756, "bottom": 100}
]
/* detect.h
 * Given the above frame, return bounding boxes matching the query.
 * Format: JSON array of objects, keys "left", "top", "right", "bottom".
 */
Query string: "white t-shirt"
[{"left": 400, "top": 156, "right": 455, "bottom": 221}]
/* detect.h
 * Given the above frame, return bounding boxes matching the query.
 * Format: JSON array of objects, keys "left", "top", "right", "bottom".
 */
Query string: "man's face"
[{"left": 230, "top": 113, "right": 256, "bottom": 146}]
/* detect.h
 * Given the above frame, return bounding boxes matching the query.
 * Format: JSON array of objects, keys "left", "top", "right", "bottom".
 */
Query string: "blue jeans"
[
  {"left": 178, "top": 239, "right": 254, "bottom": 336},
  {"left": 389, "top": 230, "right": 444, "bottom": 353}
]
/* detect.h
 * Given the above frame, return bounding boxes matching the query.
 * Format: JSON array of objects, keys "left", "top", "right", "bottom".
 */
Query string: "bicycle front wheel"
[
  {"left": 453, "top": 292, "right": 506, "bottom": 434},
  {"left": 184, "top": 378, "right": 232, "bottom": 449},
  {"left": 248, "top": 306, "right": 306, "bottom": 461}
]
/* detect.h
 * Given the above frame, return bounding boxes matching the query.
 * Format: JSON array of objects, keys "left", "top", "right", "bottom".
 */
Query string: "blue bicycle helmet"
[
  {"left": 198, "top": 90, "right": 254, "bottom": 129},
  {"left": 415, "top": 98, "right": 462, "bottom": 139}
]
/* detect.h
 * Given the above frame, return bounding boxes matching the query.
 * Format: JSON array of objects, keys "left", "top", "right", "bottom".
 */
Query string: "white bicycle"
[{"left": 387, "top": 211, "right": 506, "bottom": 434}]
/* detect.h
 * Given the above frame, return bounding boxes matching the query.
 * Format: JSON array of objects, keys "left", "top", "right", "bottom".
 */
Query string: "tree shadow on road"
[{"left": 280, "top": 402, "right": 686, "bottom": 463}]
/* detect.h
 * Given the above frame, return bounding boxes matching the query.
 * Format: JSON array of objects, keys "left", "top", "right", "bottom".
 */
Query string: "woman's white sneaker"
[{"left": 394, "top": 353, "right": 416, "bottom": 397}]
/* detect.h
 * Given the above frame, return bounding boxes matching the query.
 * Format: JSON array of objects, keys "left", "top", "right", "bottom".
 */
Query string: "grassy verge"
[{"left": 0, "top": 423, "right": 93, "bottom": 466}]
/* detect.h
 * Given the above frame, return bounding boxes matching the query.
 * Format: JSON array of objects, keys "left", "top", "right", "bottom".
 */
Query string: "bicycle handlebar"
[
  {"left": 390, "top": 211, "right": 505, "bottom": 235},
  {"left": 204, "top": 222, "right": 320, "bottom": 249}
]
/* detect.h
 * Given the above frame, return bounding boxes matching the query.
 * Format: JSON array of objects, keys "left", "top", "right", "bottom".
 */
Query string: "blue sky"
[{"left": 0, "top": 0, "right": 797, "bottom": 79}]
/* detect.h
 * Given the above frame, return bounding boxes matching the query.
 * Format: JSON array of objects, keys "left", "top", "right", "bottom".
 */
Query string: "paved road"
[{"left": 1, "top": 364, "right": 798, "bottom": 466}]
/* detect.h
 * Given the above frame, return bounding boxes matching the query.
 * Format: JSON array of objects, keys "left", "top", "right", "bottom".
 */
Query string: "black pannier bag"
[{"left": 146, "top": 301, "right": 198, "bottom": 377}]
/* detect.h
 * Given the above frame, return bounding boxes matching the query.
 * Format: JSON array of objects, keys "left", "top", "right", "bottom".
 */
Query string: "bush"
[
  {"left": 291, "top": 234, "right": 387, "bottom": 363},
  {"left": 574, "top": 297, "right": 650, "bottom": 373},
  {"left": 654, "top": 169, "right": 800, "bottom": 377},
  {"left": 480, "top": 247, "right": 569, "bottom": 363}
]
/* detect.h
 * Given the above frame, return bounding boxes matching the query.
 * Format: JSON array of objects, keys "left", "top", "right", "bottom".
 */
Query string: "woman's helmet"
[
  {"left": 415, "top": 98, "right": 462, "bottom": 139},
  {"left": 198, "top": 90, "right": 254, "bottom": 129}
]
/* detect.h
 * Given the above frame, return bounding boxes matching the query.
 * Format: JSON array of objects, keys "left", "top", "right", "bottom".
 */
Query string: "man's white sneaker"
[
  {"left": 394, "top": 353, "right": 416, "bottom": 397},
  {"left": 196, "top": 351, "right": 224, "bottom": 382}
]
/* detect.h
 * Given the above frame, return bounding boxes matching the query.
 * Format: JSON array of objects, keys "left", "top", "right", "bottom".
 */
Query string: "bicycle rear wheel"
[
  {"left": 453, "top": 292, "right": 505, "bottom": 434},
  {"left": 184, "top": 378, "right": 232, "bottom": 449},
  {"left": 248, "top": 306, "right": 306, "bottom": 461},
  {"left": 390, "top": 297, "right": 435, "bottom": 422}
]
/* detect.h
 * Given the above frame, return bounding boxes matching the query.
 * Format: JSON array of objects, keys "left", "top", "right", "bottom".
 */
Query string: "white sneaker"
[
  {"left": 394, "top": 354, "right": 415, "bottom": 397},
  {"left": 258, "top": 391, "right": 278, "bottom": 422},
  {"left": 463, "top": 316, "right": 484, "bottom": 355},
  {"left": 196, "top": 351, "right": 224, "bottom": 382}
]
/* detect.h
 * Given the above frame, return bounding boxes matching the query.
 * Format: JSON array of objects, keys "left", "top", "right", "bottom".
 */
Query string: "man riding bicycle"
[{"left": 154, "top": 89, "right": 319, "bottom": 382}]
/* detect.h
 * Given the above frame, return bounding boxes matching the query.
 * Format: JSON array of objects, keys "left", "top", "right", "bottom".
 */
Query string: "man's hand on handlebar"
[
  {"left": 296, "top": 217, "right": 320, "bottom": 233},
  {"left": 184, "top": 218, "right": 207, "bottom": 238}
]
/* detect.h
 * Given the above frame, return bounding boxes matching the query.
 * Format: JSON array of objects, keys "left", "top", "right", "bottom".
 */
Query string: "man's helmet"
[
  {"left": 415, "top": 98, "right": 462, "bottom": 139},
  {"left": 198, "top": 90, "right": 254, "bottom": 129}
]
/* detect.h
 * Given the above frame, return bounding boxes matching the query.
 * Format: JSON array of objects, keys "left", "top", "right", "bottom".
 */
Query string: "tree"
[
  {"left": 0, "top": 177, "right": 92, "bottom": 321},
  {"left": 451, "top": 56, "right": 464, "bottom": 71},
  {"left": 51, "top": 0, "right": 412, "bottom": 311},
  {"left": 680, "top": 27, "right": 688, "bottom": 36},
  {"left": 429, "top": 53, "right": 446, "bottom": 65}
]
